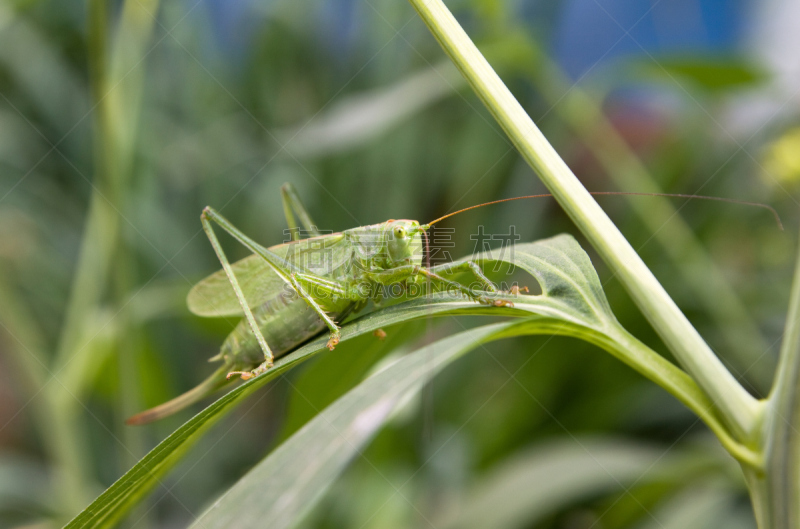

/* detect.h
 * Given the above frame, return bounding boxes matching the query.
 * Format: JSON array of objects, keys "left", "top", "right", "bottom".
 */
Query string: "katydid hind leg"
[
  {"left": 204, "top": 206, "right": 351, "bottom": 352},
  {"left": 203, "top": 207, "right": 310, "bottom": 277},
  {"left": 201, "top": 209, "right": 275, "bottom": 379},
  {"left": 416, "top": 268, "right": 482, "bottom": 301},
  {"left": 281, "top": 182, "right": 320, "bottom": 240}
]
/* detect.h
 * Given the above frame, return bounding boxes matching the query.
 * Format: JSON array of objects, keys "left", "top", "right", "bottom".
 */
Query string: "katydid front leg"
[
  {"left": 425, "top": 267, "right": 516, "bottom": 306},
  {"left": 366, "top": 265, "right": 506, "bottom": 306},
  {"left": 427, "top": 260, "right": 497, "bottom": 292},
  {"left": 428, "top": 261, "right": 526, "bottom": 299},
  {"left": 288, "top": 272, "right": 359, "bottom": 350},
  {"left": 415, "top": 268, "right": 511, "bottom": 305}
]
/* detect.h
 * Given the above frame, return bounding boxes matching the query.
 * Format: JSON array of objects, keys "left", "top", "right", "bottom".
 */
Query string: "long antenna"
[{"left": 426, "top": 192, "right": 783, "bottom": 230}]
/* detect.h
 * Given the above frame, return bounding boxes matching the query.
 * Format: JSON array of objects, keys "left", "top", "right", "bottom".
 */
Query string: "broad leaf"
[
  {"left": 187, "top": 229, "right": 720, "bottom": 528},
  {"left": 65, "top": 235, "right": 701, "bottom": 528},
  {"left": 275, "top": 321, "right": 427, "bottom": 443},
  {"left": 190, "top": 322, "right": 525, "bottom": 528},
  {"left": 462, "top": 234, "right": 616, "bottom": 326}
]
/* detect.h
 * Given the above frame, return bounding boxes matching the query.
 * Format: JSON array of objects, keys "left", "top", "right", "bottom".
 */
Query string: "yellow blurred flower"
[{"left": 764, "top": 127, "right": 800, "bottom": 184}]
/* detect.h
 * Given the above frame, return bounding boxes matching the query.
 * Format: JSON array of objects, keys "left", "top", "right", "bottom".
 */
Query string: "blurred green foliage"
[{"left": 0, "top": 0, "right": 798, "bottom": 528}]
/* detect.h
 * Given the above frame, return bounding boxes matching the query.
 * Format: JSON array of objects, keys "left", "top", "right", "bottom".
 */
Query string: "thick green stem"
[
  {"left": 406, "top": 0, "right": 759, "bottom": 437},
  {"left": 744, "top": 469, "right": 770, "bottom": 529},
  {"left": 524, "top": 47, "right": 773, "bottom": 390},
  {"left": 760, "top": 233, "right": 800, "bottom": 528}
]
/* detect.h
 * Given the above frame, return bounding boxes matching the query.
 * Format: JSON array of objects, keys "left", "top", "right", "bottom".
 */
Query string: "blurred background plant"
[{"left": 1, "top": 0, "right": 799, "bottom": 527}]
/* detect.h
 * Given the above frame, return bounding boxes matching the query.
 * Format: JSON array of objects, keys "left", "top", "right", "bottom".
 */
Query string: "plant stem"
[
  {"left": 406, "top": 0, "right": 759, "bottom": 438},
  {"left": 760, "top": 233, "right": 800, "bottom": 528},
  {"left": 520, "top": 42, "right": 773, "bottom": 390}
]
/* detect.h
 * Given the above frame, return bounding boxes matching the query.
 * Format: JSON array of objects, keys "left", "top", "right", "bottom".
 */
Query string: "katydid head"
[{"left": 384, "top": 219, "right": 425, "bottom": 267}]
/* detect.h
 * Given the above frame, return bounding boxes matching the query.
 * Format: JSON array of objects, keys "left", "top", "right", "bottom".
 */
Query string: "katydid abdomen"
[
  {"left": 126, "top": 288, "right": 356, "bottom": 425},
  {"left": 216, "top": 288, "right": 357, "bottom": 371}
]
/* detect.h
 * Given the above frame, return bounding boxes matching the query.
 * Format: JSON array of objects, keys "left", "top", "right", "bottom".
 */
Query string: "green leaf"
[
  {"left": 66, "top": 234, "right": 741, "bottom": 528},
  {"left": 188, "top": 239, "right": 714, "bottom": 529},
  {"left": 463, "top": 235, "right": 617, "bottom": 326},
  {"left": 275, "top": 321, "right": 426, "bottom": 443},
  {"left": 277, "top": 234, "right": 627, "bottom": 443},
  {"left": 189, "top": 322, "right": 526, "bottom": 529}
]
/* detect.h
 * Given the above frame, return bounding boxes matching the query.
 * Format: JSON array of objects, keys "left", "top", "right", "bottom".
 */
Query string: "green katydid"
[
  {"left": 126, "top": 184, "right": 781, "bottom": 425},
  {"left": 126, "top": 183, "right": 511, "bottom": 424}
]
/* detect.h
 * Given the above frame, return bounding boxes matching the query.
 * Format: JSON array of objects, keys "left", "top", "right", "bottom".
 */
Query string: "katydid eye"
[{"left": 394, "top": 226, "right": 406, "bottom": 238}]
